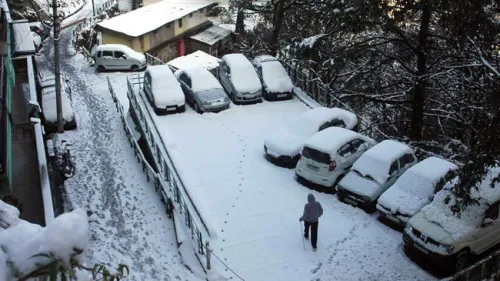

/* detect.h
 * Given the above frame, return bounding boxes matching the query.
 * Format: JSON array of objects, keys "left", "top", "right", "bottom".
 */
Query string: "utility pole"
[{"left": 52, "top": 0, "right": 64, "bottom": 133}]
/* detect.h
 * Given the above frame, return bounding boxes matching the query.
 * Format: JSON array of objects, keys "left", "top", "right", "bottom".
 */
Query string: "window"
[
  {"left": 329, "top": 118, "right": 346, "bottom": 128},
  {"left": 302, "top": 147, "right": 330, "bottom": 164},
  {"left": 166, "top": 23, "right": 171, "bottom": 28},
  {"left": 178, "top": 18, "right": 183, "bottom": 28},
  {"left": 114, "top": 51, "right": 125, "bottom": 59},
  {"left": 350, "top": 139, "right": 366, "bottom": 152},
  {"left": 97, "top": 51, "right": 102, "bottom": 58},
  {"left": 484, "top": 202, "right": 499, "bottom": 221},
  {"left": 189, "top": 12, "right": 193, "bottom": 18},
  {"left": 102, "top": 50, "right": 113, "bottom": 58},
  {"left": 337, "top": 143, "right": 354, "bottom": 158},
  {"left": 389, "top": 161, "right": 399, "bottom": 176},
  {"left": 399, "top": 153, "right": 415, "bottom": 168},
  {"left": 318, "top": 122, "right": 330, "bottom": 131}
]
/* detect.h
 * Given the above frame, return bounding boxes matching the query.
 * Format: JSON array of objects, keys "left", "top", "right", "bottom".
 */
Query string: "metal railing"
[
  {"left": 107, "top": 76, "right": 210, "bottom": 260},
  {"left": 444, "top": 250, "right": 500, "bottom": 281},
  {"left": 145, "top": 53, "right": 164, "bottom": 66}
]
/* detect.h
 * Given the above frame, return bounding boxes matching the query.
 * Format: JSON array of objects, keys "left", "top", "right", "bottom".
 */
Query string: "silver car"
[{"left": 175, "top": 67, "right": 230, "bottom": 113}]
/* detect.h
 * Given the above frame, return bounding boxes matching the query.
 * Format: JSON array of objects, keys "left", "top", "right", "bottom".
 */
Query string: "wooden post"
[{"left": 205, "top": 241, "right": 211, "bottom": 270}]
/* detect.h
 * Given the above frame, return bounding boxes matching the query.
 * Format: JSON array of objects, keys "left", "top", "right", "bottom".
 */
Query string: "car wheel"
[
  {"left": 365, "top": 202, "right": 377, "bottom": 214},
  {"left": 331, "top": 174, "right": 345, "bottom": 191},
  {"left": 455, "top": 250, "right": 469, "bottom": 272},
  {"left": 131, "top": 65, "right": 139, "bottom": 71},
  {"left": 97, "top": 65, "right": 105, "bottom": 72},
  {"left": 179, "top": 105, "right": 186, "bottom": 113},
  {"left": 193, "top": 103, "right": 201, "bottom": 113}
]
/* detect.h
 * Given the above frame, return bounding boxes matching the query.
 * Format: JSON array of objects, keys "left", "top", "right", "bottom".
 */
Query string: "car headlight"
[
  {"left": 202, "top": 101, "right": 211, "bottom": 106},
  {"left": 224, "top": 97, "right": 230, "bottom": 102},
  {"left": 443, "top": 244, "right": 454, "bottom": 254}
]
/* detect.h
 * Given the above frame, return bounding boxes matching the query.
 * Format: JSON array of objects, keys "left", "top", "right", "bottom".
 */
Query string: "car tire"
[
  {"left": 131, "top": 65, "right": 139, "bottom": 71},
  {"left": 331, "top": 174, "right": 345, "bottom": 192},
  {"left": 97, "top": 65, "right": 105, "bottom": 72},
  {"left": 193, "top": 103, "right": 201, "bottom": 113},
  {"left": 365, "top": 202, "right": 377, "bottom": 214},
  {"left": 455, "top": 249, "right": 469, "bottom": 272},
  {"left": 179, "top": 105, "right": 186, "bottom": 113}
]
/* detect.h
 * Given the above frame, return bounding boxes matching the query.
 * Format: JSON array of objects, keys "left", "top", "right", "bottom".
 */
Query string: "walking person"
[{"left": 299, "top": 193, "right": 323, "bottom": 251}]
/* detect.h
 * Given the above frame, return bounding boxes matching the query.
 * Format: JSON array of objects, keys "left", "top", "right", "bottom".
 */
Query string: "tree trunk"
[
  {"left": 410, "top": 3, "right": 432, "bottom": 141},
  {"left": 269, "top": 0, "right": 285, "bottom": 57},
  {"left": 235, "top": 8, "right": 245, "bottom": 34}
]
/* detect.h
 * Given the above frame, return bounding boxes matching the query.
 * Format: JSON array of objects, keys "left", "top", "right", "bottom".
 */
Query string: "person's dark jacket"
[{"left": 299, "top": 194, "right": 323, "bottom": 222}]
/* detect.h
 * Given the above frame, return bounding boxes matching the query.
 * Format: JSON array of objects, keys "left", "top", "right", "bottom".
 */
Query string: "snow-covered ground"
[
  {"left": 138, "top": 95, "right": 436, "bottom": 281},
  {"left": 34, "top": 1, "right": 202, "bottom": 280}
]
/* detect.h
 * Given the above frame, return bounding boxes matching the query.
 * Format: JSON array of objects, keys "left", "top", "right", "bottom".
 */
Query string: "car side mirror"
[{"left": 481, "top": 218, "right": 494, "bottom": 227}]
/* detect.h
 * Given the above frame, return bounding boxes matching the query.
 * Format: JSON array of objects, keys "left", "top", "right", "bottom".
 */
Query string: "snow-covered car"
[
  {"left": 264, "top": 107, "right": 358, "bottom": 167},
  {"left": 377, "top": 157, "right": 458, "bottom": 227},
  {"left": 39, "top": 74, "right": 72, "bottom": 98},
  {"left": 253, "top": 55, "right": 294, "bottom": 100},
  {"left": 94, "top": 44, "right": 147, "bottom": 72},
  {"left": 218, "top": 53, "right": 262, "bottom": 103},
  {"left": 39, "top": 76, "right": 77, "bottom": 131},
  {"left": 143, "top": 65, "right": 185, "bottom": 115},
  {"left": 336, "top": 140, "right": 417, "bottom": 213},
  {"left": 295, "top": 127, "right": 376, "bottom": 191},
  {"left": 175, "top": 67, "right": 230, "bottom": 113},
  {"left": 403, "top": 166, "right": 500, "bottom": 272}
]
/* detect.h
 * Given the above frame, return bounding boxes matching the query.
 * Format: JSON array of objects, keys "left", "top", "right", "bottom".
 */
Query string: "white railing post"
[{"left": 205, "top": 241, "right": 211, "bottom": 270}]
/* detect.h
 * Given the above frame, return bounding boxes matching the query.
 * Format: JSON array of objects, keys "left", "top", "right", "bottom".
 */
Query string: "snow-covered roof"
[
  {"left": 168, "top": 50, "right": 221, "bottom": 71},
  {"left": 190, "top": 25, "right": 231, "bottom": 46},
  {"left": 352, "top": 140, "right": 413, "bottom": 185},
  {"left": 146, "top": 65, "right": 184, "bottom": 106},
  {"left": 96, "top": 0, "right": 216, "bottom": 37},
  {"left": 378, "top": 157, "right": 458, "bottom": 216},
  {"left": 419, "top": 166, "right": 500, "bottom": 241},
  {"left": 12, "top": 20, "right": 36, "bottom": 55},
  {"left": 176, "top": 67, "right": 222, "bottom": 92},
  {"left": 304, "top": 127, "right": 371, "bottom": 156},
  {"left": 221, "top": 53, "right": 261, "bottom": 94}
]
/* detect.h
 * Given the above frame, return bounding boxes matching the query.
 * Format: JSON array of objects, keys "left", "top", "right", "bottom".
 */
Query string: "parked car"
[
  {"left": 403, "top": 166, "right": 500, "bottom": 272},
  {"left": 175, "top": 67, "right": 230, "bottom": 113},
  {"left": 218, "top": 53, "right": 262, "bottom": 103},
  {"left": 38, "top": 76, "right": 77, "bottom": 131},
  {"left": 336, "top": 140, "right": 417, "bottom": 213},
  {"left": 94, "top": 44, "right": 147, "bottom": 72},
  {"left": 143, "top": 65, "right": 185, "bottom": 115},
  {"left": 38, "top": 74, "right": 72, "bottom": 98},
  {"left": 376, "top": 157, "right": 458, "bottom": 228},
  {"left": 252, "top": 55, "right": 294, "bottom": 100},
  {"left": 295, "top": 127, "right": 376, "bottom": 191},
  {"left": 264, "top": 107, "right": 358, "bottom": 167}
]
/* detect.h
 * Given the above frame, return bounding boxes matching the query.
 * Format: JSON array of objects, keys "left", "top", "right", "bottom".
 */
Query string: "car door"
[
  {"left": 218, "top": 62, "right": 229, "bottom": 91},
  {"left": 101, "top": 50, "right": 115, "bottom": 69},
  {"left": 143, "top": 73, "right": 152, "bottom": 103},
  {"left": 113, "top": 50, "right": 127, "bottom": 70},
  {"left": 473, "top": 202, "right": 500, "bottom": 253},
  {"left": 178, "top": 73, "right": 193, "bottom": 104}
]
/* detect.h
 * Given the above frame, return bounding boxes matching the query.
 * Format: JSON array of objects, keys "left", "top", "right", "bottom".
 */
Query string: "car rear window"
[{"left": 302, "top": 147, "right": 330, "bottom": 164}]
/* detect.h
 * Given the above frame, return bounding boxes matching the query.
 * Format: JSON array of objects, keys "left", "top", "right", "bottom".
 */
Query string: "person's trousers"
[{"left": 304, "top": 221, "right": 319, "bottom": 248}]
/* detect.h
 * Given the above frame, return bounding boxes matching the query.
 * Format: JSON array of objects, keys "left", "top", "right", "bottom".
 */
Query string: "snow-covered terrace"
[{"left": 128, "top": 86, "right": 436, "bottom": 281}]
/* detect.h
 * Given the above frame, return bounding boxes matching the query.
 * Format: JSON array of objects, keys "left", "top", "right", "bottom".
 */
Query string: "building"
[
  {"left": 95, "top": 0, "right": 218, "bottom": 62},
  {"left": 1, "top": 0, "right": 48, "bottom": 225},
  {"left": 187, "top": 25, "right": 231, "bottom": 57}
]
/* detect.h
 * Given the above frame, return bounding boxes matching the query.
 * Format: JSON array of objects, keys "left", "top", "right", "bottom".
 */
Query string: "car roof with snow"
[
  {"left": 175, "top": 67, "right": 222, "bottom": 92},
  {"left": 222, "top": 53, "right": 254, "bottom": 69},
  {"left": 298, "top": 107, "right": 358, "bottom": 129},
  {"left": 147, "top": 65, "right": 178, "bottom": 83},
  {"left": 416, "top": 166, "right": 500, "bottom": 240},
  {"left": 351, "top": 140, "right": 413, "bottom": 185},
  {"left": 96, "top": 44, "right": 136, "bottom": 53},
  {"left": 253, "top": 55, "right": 279, "bottom": 66},
  {"left": 304, "top": 127, "right": 373, "bottom": 155},
  {"left": 221, "top": 53, "right": 261, "bottom": 93},
  {"left": 377, "top": 157, "right": 458, "bottom": 216}
]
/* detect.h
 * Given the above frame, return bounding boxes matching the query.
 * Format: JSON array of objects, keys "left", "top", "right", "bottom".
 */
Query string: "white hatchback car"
[
  {"left": 377, "top": 157, "right": 458, "bottom": 227},
  {"left": 253, "top": 55, "right": 294, "bottom": 100},
  {"left": 143, "top": 65, "right": 185, "bottom": 114},
  {"left": 295, "top": 127, "right": 376, "bottom": 191},
  {"left": 218, "top": 53, "right": 262, "bottom": 103},
  {"left": 264, "top": 107, "right": 358, "bottom": 167},
  {"left": 403, "top": 166, "right": 500, "bottom": 272},
  {"left": 336, "top": 140, "right": 417, "bottom": 213}
]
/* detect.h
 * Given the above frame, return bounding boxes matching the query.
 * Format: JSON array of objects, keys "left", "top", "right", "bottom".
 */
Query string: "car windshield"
[
  {"left": 302, "top": 147, "right": 330, "bottom": 164},
  {"left": 198, "top": 89, "right": 226, "bottom": 102},
  {"left": 286, "top": 117, "right": 319, "bottom": 137}
]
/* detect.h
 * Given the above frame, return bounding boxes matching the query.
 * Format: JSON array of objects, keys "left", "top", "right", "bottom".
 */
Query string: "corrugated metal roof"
[{"left": 190, "top": 25, "right": 231, "bottom": 46}]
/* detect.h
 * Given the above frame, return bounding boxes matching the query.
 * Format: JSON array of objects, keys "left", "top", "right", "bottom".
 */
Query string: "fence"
[
  {"left": 106, "top": 77, "right": 210, "bottom": 263},
  {"left": 145, "top": 53, "right": 164, "bottom": 66},
  {"left": 444, "top": 249, "right": 500, "bottom": 281}
]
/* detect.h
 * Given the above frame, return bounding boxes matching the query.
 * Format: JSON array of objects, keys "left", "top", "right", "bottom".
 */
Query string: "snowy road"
[
  {"left": 35, "top": 2, "right": 202, "bottom": 280},
  {"left": 142, "top": 98, "right": 437, "bottom": 281}
]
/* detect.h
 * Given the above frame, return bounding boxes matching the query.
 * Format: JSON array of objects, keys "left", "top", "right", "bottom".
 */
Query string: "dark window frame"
[{"left": 178, "top": 18, "right": 183, "bottom": 28}]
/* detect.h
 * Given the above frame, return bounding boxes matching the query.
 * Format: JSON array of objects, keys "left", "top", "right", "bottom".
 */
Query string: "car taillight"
[{"left": 329, "top": 159, "right": 337, "bottom": 171}]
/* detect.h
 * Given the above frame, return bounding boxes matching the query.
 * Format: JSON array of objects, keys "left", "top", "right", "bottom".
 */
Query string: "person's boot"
[
  {"left": 304, "top": 234, "right": 309, "bottom": 240},
  {"left": 313, "top": 247, "right": 317, "bottom": 252}
]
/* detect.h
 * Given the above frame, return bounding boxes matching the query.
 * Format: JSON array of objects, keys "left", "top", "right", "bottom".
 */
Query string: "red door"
[{"left": 176, "top": 38, "right": 185, "bottom": 57}]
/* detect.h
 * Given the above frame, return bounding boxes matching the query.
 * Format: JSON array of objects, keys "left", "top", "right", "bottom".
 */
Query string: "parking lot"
[{"left": 140, "top": 93, "right": 436, "bottom": 281}]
